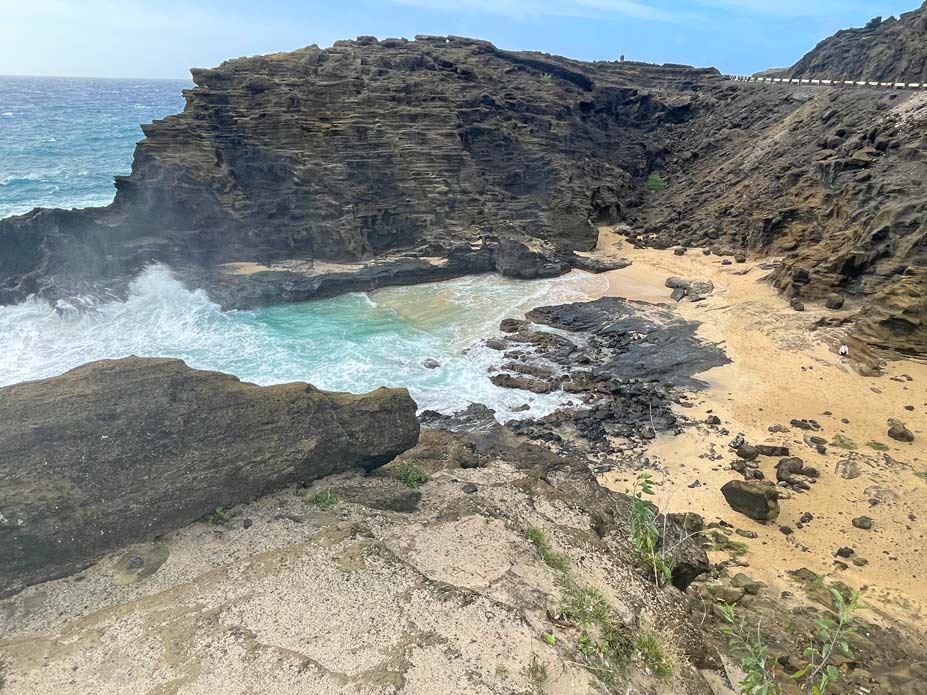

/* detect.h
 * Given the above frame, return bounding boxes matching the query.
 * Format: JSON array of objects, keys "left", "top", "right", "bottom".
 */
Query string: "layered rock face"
[
  {"left": 0, "top": 36, "right": 718, "bottom": 306},
  {"left": 629, "top": 78, "right": 927, "bottom": 355},
  {"left": 0, "top": 357, "right": 419, "bottom": 596},
  {"left": 788, "top": 3, "right": 927, "bottom": 83},
  {"left": 1, "top": 29, "right": 926, "bottom": 354}
]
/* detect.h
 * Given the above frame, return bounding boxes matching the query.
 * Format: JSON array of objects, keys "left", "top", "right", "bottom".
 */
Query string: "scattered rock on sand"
[
  {"left": 665, "top": 276, "right": 714, "bottom": 302},
  {"left": 721, "top": 480, "right": 780, "bottom": 521},
  {"left": 852, "top": 516, "right": 874, "bottom": 530},
  {"left": 887, "top": 419, "right": 914, "bottom": 443},
  {"left": 825, "top": 293, "right": 845, "bottom": 310}
]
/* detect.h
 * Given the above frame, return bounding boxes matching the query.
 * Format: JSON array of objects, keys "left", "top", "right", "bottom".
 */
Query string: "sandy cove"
[{"left": 583, "top": 228, "right": 927, "bottom": 638}]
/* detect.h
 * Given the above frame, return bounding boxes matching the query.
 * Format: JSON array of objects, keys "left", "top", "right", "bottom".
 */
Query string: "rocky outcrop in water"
[
  {"left": 0, "top": 357, "right": 419, "bottom": 596},
  {"left": 787, "top": 3, "right": 927, "bottom": 83},
  {"left": 0, "top": 37, "right": 718, "bottom": 308}
]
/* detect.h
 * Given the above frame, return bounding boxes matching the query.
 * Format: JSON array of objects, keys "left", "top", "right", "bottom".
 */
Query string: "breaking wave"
[{"left": 0, "top": 265, "right": 607, "bottom": 418}]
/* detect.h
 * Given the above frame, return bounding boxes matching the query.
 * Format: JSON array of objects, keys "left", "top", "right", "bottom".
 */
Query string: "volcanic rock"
[
  {"left": 721, "top": 480, "right": 781, "bottom": 521},
  {"left": 0, "top": 357, "right": 420, "bottom": 595},
  {"left": 888, "top": 420, "right": 915, "bottom": 442}
]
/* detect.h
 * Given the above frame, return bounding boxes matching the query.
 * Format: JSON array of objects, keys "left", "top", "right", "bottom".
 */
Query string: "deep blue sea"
[
  {"left": 0, "top": 76, "right": 188, "bottom": 218},
  {"left": 0, "top": 77, "right": 606, "bottom": 415}
]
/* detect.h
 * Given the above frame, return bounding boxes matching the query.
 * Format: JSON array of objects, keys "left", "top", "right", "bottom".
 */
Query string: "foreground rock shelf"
[{"left": 0, "top": 356, "right": 419, "bottom": 595}]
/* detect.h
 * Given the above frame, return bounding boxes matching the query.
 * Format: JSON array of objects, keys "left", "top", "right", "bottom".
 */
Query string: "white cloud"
[{"left": 388, "top": 0, "right": 680, "bottom": 22}]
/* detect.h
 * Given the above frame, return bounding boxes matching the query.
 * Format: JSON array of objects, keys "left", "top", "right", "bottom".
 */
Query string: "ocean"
[
  {"left": 0, "top": 77, "right": 606, "bottom": 416},
  {"left": 0, "top": 76, "right": 189, "bottom": 218}
]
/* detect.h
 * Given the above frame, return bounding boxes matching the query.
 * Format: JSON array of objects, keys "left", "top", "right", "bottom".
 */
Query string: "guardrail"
[{"left": 724, "top": 75, "right": 926, "bottom": 90}]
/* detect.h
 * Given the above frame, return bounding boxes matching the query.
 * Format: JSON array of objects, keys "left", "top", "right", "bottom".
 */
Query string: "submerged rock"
[{"left": 0, "top": 357, "right": 419, "bottom": 595}]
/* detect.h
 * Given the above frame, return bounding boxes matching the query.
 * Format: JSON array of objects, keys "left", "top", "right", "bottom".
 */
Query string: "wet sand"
[{"left": 586, "top": 228, "right": 927, "bottom": 635}]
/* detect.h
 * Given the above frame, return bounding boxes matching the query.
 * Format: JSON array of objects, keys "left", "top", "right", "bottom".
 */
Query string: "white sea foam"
[{"left": 0, "top": 265, "right": 607, "bottom": 420}]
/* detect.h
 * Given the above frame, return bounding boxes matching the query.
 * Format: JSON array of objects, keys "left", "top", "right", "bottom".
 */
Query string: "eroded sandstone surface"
[{"left": 0, "top": 357, "right": 419, "bottom": 596}]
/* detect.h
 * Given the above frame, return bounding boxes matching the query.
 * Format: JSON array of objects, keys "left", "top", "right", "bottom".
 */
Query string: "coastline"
[{"left": 584, "top": 227, "right": 927, "bottom": 634}]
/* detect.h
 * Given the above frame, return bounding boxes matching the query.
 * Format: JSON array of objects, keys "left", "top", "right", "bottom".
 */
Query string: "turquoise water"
[
  {"left": 0, "top": 76, "right": 188, "bottom": 218},
  {"left": 0, "top": 265, "right": 605, "bottom": 415},
  {"left": 0, "top": 77, "right": 607, "bottom": 416}
]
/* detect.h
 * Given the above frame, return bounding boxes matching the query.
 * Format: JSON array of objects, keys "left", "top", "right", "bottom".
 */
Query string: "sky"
[{"left": 0, "top": 0, "right": 919, "bottom": 79}]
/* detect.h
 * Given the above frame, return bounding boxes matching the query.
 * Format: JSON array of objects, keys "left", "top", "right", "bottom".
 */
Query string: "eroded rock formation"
[
  {"left": 0, "top": 357, "right": 419, "bottom": 595},
  {"left": 0, "top": 37, "right": 718, "bottom": 308},
  {"left": 1, "top": 26, "right": 925, "bottom": 354},
  {"left": 788, "top": 3, "right": 927, "bottom": 83}
]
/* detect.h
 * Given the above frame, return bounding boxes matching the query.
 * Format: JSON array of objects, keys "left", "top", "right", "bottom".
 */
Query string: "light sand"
[{"left": 587, "top": 228, "right": 927, "bottom": 633}]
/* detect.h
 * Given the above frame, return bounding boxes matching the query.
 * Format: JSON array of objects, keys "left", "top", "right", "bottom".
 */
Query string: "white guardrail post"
[{"left": 722, "top": 75, "right": 927, "bottom": 90}]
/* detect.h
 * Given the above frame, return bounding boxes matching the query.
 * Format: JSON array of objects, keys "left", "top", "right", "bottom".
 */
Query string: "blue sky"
[{"left": 0, "top": 0, "right": 917, "bottom": 79}]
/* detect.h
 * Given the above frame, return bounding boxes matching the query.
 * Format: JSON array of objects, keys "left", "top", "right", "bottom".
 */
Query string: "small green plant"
[
  {"left": 539, "top": 72, "right": 553, "bottom": 83},
  {"left": 644, "top": 173, "right": 667, "bottom": 191},
  {"left": 527, "top": 653, "right": 548, "bottom": 691},
  {"left": 626, "top": 473, "right": 673, "bottom": 585},
  {"left": 526, "top": 527, "right": 570, "bottom": 572},
  {"left": 310, "top": 491, "right": 340, "bottom": 510},
  {"left": 202, "top": 505, "right": 230, "bottom": 524},
  {"left": 397, "top": 460, "right": 429, "bottom": 488},
  {"left": 791, "top": 587, "right": 861, "bottom": 695},
  {"left": 558, "top": 577, "right": 636, "bottom": 686},
  {"left": 710, "top": 538, "right": 749, "bottom": 558},
  {"left": 542, "top": 632, "right": 557, "bottom": 646},
  {"left": 865, "top": 440, "right": 889, "bottom": 451},
  {"left": 633, "top": 630, "right": 673, "bottom": 682},
  {"left": 718, "top": 602, "right": 781, "bottom": 695},
  {"left": 830, "top": 434, "right": 858, "bottom": 450}
]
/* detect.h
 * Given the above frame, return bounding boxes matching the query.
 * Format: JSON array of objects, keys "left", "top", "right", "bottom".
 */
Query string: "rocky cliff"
[
  {"left": 1, "top": 29, "right": 926, "bottom": 355},
  {"left": 788, "top": 3, "right": 927, "bottom": 83},
  {"left": 0, "top": 357, "right": 419, "bottom": 596},
  {"left": 627, "top": 78, "right": 927, "bottom": 356},
  {"left": 0, "top": 36, "right": 718, "bottom": 307}
]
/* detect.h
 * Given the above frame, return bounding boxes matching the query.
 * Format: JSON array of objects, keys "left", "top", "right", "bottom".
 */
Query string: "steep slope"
[{"left": 788, "top": 3, "right": 927, "bottom": 82}]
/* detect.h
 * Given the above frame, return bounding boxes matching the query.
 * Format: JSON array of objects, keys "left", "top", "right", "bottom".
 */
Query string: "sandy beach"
[{"left": 582, "top": 228, "right": 927, "bottom": 640}]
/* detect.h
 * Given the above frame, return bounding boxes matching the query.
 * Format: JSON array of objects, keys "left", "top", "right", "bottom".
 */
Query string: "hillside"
[{"left": 789, "top": 3, "right": 927, "bottom": 82}]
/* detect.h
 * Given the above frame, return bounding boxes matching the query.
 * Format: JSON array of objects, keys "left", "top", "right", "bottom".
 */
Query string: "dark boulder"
[
  {"left": 887, "top": 420, "right": 914, "bottom": 443},
  {"left": 756, "top": 444, "right": 790, "bottom": 457},
  {"left": 775, "top": 457, "right": 805, "bottom": 482},
  {"left": 721, "top": 480, "right": 780, "bottom": 521},
  {"left": 0, "top": 357, "right": 420, "bottom": 596}
]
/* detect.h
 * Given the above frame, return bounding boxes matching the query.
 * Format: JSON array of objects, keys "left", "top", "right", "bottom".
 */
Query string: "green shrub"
[
  {"left": 310, "top": 491, "right": 340, "bottom": 510},
  {"left": 526, "top": 527, "right": 570, "bottom": 572},
  {"left": 627, "top": 473, "right": 673, "bottom": 584},
  {"left": 644, "top": 173, "right": 667, "bottom": 191},
  {"left": 202, "top": 505, "right": 230, "bottom": 524},
  {"left": 398, "top": 460, "right": 429, "bottom": 488},
  {"left": 718, "top": 602, "right": 781, "bottom": 695},
  {"left": 634, "top": 630, "right": 673, "bottom": 682}
]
